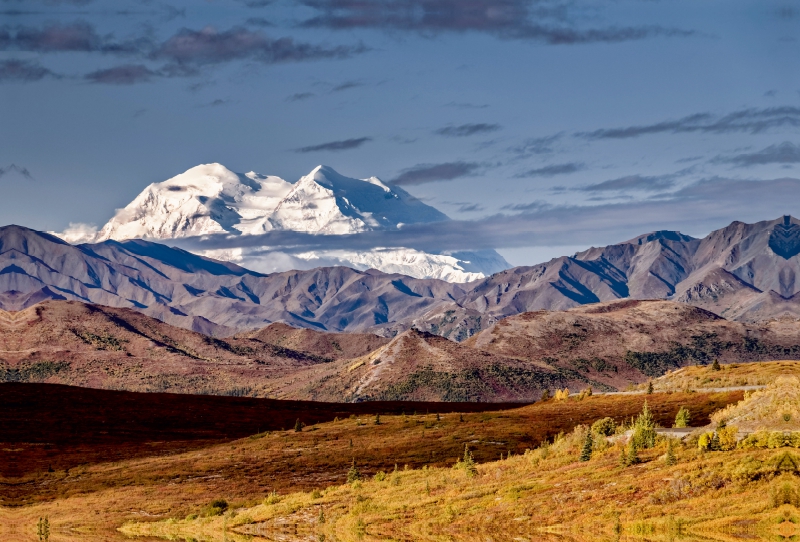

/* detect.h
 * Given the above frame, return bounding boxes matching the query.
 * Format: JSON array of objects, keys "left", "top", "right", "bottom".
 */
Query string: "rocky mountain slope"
[
  {"left": 71, "top": 163, "right": 509, "bottom": 282},
  {"left": 250, "top": 299, "right": 800, "bottom": 402},
  {"left": 415, "top": 216, "right": 800, "bottom": 337},
  {"left": 9, "top": 216, "right": 800, "bottom": 340},
  {"left": 4, "top": 298, "right": 800, "bottom": 401},
  {"left": 0, "top": 224, "right": 468, "bottom": 335},
  {"left": 0, "top": 300, "right": 356, "bottom": 396}
]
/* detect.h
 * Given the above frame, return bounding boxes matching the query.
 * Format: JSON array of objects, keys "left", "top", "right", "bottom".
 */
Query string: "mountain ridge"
[{"left": 8, "top": 215, "right": 800, "bottom": 340}]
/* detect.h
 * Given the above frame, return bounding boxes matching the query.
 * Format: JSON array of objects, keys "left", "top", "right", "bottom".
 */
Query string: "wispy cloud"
[
  {"left": 510, "top": 133, "right": 562, "bottom": 158},
  {"left": 0, "top": 59, "right": 57, "bottom": 81},
  {"left": 151, "top": 26, "right": 368, "bottom": 66},
  {"left": 390, "top": 161, "right": 480, "bottom": 186},
  {"left": 295, "top": 137, "right": 372, "bottom": 152},
  {"left": 299, "top": 0, "right": 695, "bottom": 44},
  {"left": 714, "top": 141, "right": 800, "bottom": 167},
  {"left": 3, "top": 22, "right": 144, "bottom": 54},
  {"left": 287, "top": 92, "right": 315, "bottom": 101},
  {"left": 332, "top": 80, "right": 363, "bottom": 91},
  {"left": 84, "top": 64, "right": 155, "bottom": 84},
  {"left": 444, "top": 102, "right": 489, "bottom": 109},
  {"left": 0, "top": 22, "right": 369, "bottom": 81},
  {"left": 579, "top": 174, "right": 676, "bottom": 192},
  {"left": 516, "top": 162, "right": 583, "bottom": 178},
  {"left": 500, "top": 200, "right": 551, "bottom": 212},
  {"left": 435, "top": 123, "right": 501, "bottom": 137},
  {"left": 579, "top": 107, "right": 800, "bottom": 139},
  {"left": 0, "top": 164, "right": 34, "bottom": 181}
]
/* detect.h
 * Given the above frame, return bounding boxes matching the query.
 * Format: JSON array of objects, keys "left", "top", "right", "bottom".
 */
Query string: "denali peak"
[{"left": 66, "top": 163, "right": 509, "bottom": 282}]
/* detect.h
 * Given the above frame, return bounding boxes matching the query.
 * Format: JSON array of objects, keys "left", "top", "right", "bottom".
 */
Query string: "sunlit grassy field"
[
  {"left": 639, "top": 360, "right": 800, "bottom": 392},
  {"left": 124, "top": 376, "right": 800, "bottom": 542},
  {"left": 5, "top": 389, "right": 741, "bottom": 540}
]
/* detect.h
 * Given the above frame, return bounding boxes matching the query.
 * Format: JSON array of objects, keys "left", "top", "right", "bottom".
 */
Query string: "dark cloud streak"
[
  {"left": 580, "top": 107, "right": 800, "bottom": 139},
  {"left": 0, "top": 59, "right": 57, "bottom": 81},
  {"left": 390, "top": 161, "right": 480, "bottom": 186},
  {"left": 299, "top": 0, "right": 695, "bottom": 44},
  {"left": 0, "top": 164, "right": 35, "bottom": 181},
  {"left": 151, "top": 26, "right": 367, "bottom": 66},
  {"left": 295, "top": 137, "right": 372, "bottom": 152},
  {"left": 516, "top": 162, "right": 583, "bottom": 177},
  {"left": 715, "top": 142, "right": 800, "bottom": 167},
  {"left": 435, "top": 123, "right": 501, "bottom": 137},
  {"left": 580, "top": 174, "right": 675, "bottom": 192},
  {"left": 84, "top": 64, "right": 155, "bottom": 84}
]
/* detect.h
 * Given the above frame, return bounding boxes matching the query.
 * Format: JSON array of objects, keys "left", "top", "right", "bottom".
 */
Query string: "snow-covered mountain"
[{"left": 72, "top": 163, "right": 509, "bottom": 282}]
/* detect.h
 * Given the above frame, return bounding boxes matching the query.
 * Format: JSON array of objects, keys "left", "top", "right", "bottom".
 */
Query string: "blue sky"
[{"left": 1, "top": 0, "right": 800, "bottom": 265}]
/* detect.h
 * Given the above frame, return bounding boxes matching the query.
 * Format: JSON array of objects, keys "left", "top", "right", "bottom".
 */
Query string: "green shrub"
[
  {"left": 201, "top": 498, "right": 228, "bottom": 517},
  {"left": 458, "top": 444, "right": 477, "bottom": 477},
  {"left": 591, "top": 417, "right": 616, "bottom": 436},
  {"left": 665, "top": 438, "right": 677, "bottom": 466},
  {"left": 264, "top": 491, "right": 281, "bottom": 505},
  {"left": 347, "top": 460, "right": 362, "bottom": 483},
  {"left": 579, "top": 431, "right": 593, "bottom": 462},
  {"left": 674, "top": 407, "right": 691, "bottom": 428},
  {"left": 631, "top": 401, "right": 657, "bottom": 450}
]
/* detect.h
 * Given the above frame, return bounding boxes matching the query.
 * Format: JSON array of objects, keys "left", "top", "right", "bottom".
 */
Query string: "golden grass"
[
  {"left": 124, "top": 429, "right": 800, "bottom": 542},
  {"left": 124, "top": 368, "right": 800, "bottom": 542},
  {"left": 4, "top": 391, "right": 740, "bottom": 540},
  {"left": 642, "top": 360, "right": 800, "bottom": 392}
]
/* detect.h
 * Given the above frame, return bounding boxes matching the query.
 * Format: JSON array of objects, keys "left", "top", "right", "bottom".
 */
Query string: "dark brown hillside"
[
  {"left": 0, "top": 382, "right": 523, "bottom": 485},
  {"left": 0, "top": 300, "right": 339, "bottom": 396},
  {"left": 234, "top": 322, "right": 390, "bottom": 360},
  {"left": 467, "top": 299, "right": 800, "bottom": 384}
]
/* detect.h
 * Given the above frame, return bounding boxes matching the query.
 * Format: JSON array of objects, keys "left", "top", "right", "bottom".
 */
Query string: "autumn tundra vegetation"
[
  {"left": 11, "top": 361, "right": 800, "bottom": 541},
  {"left": 108, "top": 362, "right": 800, "bottom": 542}
]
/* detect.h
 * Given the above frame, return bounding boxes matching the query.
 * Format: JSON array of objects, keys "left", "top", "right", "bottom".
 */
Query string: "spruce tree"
[
  {"left": 463, "top": 444, "right": 477, "bottom": 477},
  {"left": 294, "top": 418, "right": 303, "bottom": 432},
  {"left": 674, "top": 407, "right": 691, "bottom": 428},
  {"left": 626, "top": 441, "right": 640, "bottom": 465},
  {"left": 540, "top": 389, "right": 550, "bottom": 401},
  {"left": 665, "top": 438, "right": 677, "bottom": 466},
  {"left": 632, "top": 401, "right": 657, "bottom": 449},
  {"left": 347, "top": 459, "right": 361, "bottom": 483},
  {"left": 374, "top": 413, "right": 381, "bottom": 425},
  {"left": 712, "top": 359, "right": 721, "bottom": 371},
  {"left": 647, "top": 381, "right": 654, "bottom": 394},
  {"left": 709, "top": 431, "right": 721, "bottom": 451},
  {"left": 579, "top": 430, "right": 593, "bottom": 462}
]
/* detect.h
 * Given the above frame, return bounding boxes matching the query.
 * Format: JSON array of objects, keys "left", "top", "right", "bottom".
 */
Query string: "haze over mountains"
[
  {"left": 59, "top": 163, "right": 509, "bottom": 282},
  {"left": 6, "top": 216, "right": 800, "bottom": 340}
]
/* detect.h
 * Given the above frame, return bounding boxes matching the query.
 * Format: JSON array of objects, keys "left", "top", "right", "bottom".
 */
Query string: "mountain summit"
[{"left": 81, "top": 163, "right": 508, "bottom": 282}]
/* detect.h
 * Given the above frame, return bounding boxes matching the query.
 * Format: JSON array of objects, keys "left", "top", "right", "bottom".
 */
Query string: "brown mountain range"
[
  {"left": 5, "top": 217, "right": 800, "bottom": 342},
  {"left": 8, "top": 298, "right": 798, "bottom": 401}
]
